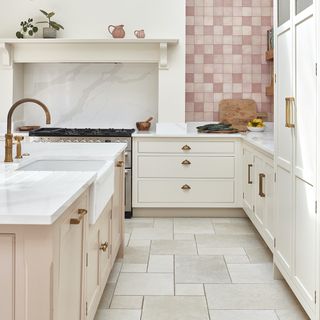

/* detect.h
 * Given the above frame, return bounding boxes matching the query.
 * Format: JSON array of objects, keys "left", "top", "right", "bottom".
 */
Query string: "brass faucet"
[{"left": 4, "top": 98, "right": 51, "bottom": 163}]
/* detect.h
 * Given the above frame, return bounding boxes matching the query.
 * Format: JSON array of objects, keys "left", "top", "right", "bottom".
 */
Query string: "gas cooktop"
[{"left": 29, "top": 127, "right": 136, "bottom": 137}]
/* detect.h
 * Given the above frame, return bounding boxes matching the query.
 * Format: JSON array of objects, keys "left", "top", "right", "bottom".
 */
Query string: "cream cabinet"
[
  {"left": 242, "top": 144, "right": 274, "bottom": 251},
  {"left": 133, "top": 137, "right": 242, "bottom": 208},
  {"left": 0, "top": 153, "right": 125, "bottom": 320},
  {"left": 275, "top": 0, "right": 317, "bottom": 317}
]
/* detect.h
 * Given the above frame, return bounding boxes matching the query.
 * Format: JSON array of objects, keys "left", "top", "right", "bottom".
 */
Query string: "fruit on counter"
[{"left": 247, "top": 118, "right": 265, "bottom": 128}]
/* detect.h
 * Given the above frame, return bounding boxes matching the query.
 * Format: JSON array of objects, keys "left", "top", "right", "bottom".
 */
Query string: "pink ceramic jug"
[{"left": 108, "top": 25, "right": 125, "bottom": 38}]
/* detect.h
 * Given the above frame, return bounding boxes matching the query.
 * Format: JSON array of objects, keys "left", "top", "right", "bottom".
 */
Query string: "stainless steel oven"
[{"left": 29, "top": 128, "right": 134, "bottom": 218}]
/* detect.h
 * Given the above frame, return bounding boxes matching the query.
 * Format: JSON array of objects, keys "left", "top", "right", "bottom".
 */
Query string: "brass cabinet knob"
[
  {"left": 181, "top": 145, "right": 191, "bottom": 151},
  {"left": 116, "top": 160, "right": 124, "bottom": 167},
  {"left": 181, "top": 159, "right": 191, "bottom": 165},
  {"left": 70, "top": 209, "right": 88, "bottom": 225},
  {"left": 99, "top": 242, "right": 109, "bottom": 252},
  {"left": 181, "top": 184, "right": 191, "bottom": 190}
]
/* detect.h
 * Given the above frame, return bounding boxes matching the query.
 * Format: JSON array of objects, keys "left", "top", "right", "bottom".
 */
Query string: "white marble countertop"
[
  {"left": 133, "top": 122, "right": 274, "bottom": 156},
  {"left": 0, "top": 142, "right": 126, "bottom": 225}
]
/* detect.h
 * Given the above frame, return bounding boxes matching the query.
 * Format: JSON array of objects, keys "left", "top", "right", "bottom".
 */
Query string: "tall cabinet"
[{"left": 274, "top": 0, "right": 317, "bottom": 318}]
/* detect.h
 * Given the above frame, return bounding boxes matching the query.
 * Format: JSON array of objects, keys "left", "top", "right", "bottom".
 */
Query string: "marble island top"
[{"left": 0, "top": 142, "right": 126, "bottom": 225}]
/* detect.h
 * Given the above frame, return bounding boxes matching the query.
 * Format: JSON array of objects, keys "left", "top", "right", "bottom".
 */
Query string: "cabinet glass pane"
[
  {"left": 296, "top": 0, "right": 313, "bottom": 14},
  {"left": 278, "top": 0, "right": 290, "bottom": 26}
]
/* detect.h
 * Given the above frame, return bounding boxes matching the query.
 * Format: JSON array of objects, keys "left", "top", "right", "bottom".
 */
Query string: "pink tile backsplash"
[{"left": 185, "top": 0, "right": 273, "bottom": 122}]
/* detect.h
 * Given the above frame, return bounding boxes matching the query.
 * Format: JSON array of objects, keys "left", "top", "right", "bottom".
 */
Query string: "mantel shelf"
[{"left": 0, "top": 38, "right": 179, "bottom": 69}]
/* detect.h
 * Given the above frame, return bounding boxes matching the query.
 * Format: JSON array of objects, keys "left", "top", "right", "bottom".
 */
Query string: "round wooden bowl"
[{"left": 136, "top": 121, "right": 151, "bottom": 131}]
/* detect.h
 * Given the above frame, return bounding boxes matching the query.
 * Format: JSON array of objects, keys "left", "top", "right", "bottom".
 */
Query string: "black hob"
[{"left": 29, "top": 127, "right": 135, "bottom": 137}]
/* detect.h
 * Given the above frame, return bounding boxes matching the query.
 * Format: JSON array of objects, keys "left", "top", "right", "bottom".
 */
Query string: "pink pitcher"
[{"left": 108, "top": 25, "right": 125, "bottom": 38}]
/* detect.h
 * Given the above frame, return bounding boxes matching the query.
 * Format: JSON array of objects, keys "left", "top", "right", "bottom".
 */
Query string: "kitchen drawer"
[
  {"left": 137, "top": 180, "right": 234, "bottom": 203},
  {"left": 138, "top": 156, "right": 235, "bottom": 178},
  {"left": 137, "top": 140, "right": 235, "bottom": 154}
]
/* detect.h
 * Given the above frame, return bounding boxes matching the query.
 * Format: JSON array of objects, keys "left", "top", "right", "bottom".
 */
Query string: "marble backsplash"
[{"left": 22, "top": 63, "right": 158, "bottom": 129}]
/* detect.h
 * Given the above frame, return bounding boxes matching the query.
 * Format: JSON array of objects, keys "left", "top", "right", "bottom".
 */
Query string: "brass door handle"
[
  {"left": 70, "top": 209, "right": 88, "bottom": 225},
  {"left": 259, "top": 173, "right": 266, "bottom": 198},
  {"left": 116, "top": 160, "right": 124, "bottom": 167},
  {"left": 181, "top": 184, "right": 191, "bottom": 190},
  {"left": 182, "top": 145, "right": 191, "bottom": 151},
  {"left": 181, "top": 159, "right": 191, "bottom": 165},
  {"left": 248, "top": 164, "right": 253, "bottom": 184},
  {"left": 285, "top": 97, "right": 295, "bottom": 128},
  {"left": 99, "top": 242, "right": 109, "bottom": 252}
]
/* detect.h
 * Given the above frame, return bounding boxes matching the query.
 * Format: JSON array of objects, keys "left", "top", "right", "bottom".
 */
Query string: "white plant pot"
[{"left": 43, "top": 27, "right": 56, "bottom": 39}]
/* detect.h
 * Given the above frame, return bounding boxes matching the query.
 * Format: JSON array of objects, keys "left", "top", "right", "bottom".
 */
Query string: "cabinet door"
[
  {"left": 112, "top": 154, "right": 125, "bottom": 260},
  {"left": 243, "top": 148, "right": 254, "bottom": 217},
  {"left": 0, "top": 234, "right": 15, "bottom": 320},
  {"left": 275, "top": 12, "right": 294, "bottom": 275},
  {"left": 293, "top": 10, "right": 316, "bottom": 310},
  {"left": 57, "top": 200, "right": 87, "bottom": 320},
  {"left": 254, "top": 155, "right": 265, "bottom": 230},
  {"left": 264, "top": 162, "right": 275, "bottom": 249}
]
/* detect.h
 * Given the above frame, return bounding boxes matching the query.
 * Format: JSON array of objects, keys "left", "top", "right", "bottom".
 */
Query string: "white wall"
[{"left": 0, "top": 0, "right": 185, "bottom": 127}]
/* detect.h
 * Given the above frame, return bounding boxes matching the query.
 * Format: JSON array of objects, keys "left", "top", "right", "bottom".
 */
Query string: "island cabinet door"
[
  {"left": 111, "top": 153, "right": 125, "bottom": 260},
  {"left": 0, "top": 234, "right": 15, "bottom": 320},
  {"left": 57, "top": 197, "right": 88, "bottom": 320}
]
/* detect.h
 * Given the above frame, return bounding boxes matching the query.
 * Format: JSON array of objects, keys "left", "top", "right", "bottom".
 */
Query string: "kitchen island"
[{"left": 0, "top": 142, "right": 126, "bottom": 320}]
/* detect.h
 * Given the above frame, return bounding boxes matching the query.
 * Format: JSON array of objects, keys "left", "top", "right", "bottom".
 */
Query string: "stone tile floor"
[{"left": 95, "top": 217, "right": 310, "bottom": 320}]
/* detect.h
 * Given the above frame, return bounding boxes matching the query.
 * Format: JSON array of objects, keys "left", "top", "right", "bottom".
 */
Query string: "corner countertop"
[
  {"left": 133, "top": 122, "right": 274, "bottom": 156},
  {"left": 0, "top": 142, "right": 126, "bottom": 225}
]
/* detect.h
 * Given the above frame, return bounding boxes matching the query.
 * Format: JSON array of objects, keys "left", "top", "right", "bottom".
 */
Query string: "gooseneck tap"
[{"left": 4, "top": 98, "right": 51, "bottom": 163}]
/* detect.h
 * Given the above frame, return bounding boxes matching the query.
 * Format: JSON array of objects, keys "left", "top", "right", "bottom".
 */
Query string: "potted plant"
[
  {"left": 16, "top": 18, "right": 38, "bottom": 38},
  {"left": 37, "top": 9, "right": 64, "bottom": 38}
]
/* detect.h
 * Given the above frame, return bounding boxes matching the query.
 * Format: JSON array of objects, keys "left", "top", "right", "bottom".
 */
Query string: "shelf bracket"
[
  {"left": 159, "top": 42, "right": 168, "bottom": 70},
  {"left": 0, "top": 43, "right": 12, "bottom": 67}
]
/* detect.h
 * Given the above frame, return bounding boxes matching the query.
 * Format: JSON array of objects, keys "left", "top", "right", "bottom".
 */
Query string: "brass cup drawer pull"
[
  {"left": 181, "top": 159, "right": 191, "bottom": 165},
  {"left": 70, "top": 209, "right": 88, "bottom": 225},
  {"left": 248, "top": 164, "right": 253, "bottom": 184},
  {"left": 116, "top": 160, "right": 124, "bottom": 167},
  {"left": 182, "top": 145, "right": 191, "bottom": 151},
  {"left": 259, "top": 173, "right": 266, "bottom": 198},
  {"left": 99, "top": 242, "right": 109, "bottom": 252},
  {"left": 285, "top": 97, "right": 295, "bottom": 128},
  {"left": 181, "top": 184, "right": 191, "bottom": 190}
]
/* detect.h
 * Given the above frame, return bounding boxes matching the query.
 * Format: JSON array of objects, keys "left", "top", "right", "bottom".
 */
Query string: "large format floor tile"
[
  {"left": 175, "top": 255, "right": 231, "bottom": 284},
  {"left": 213, "top": 222, "right": 257, "bottom": 235},
  {"left": 151, "top": 240, "right": 197, "bottom": 255},
  {"left": 130, "top": 227, "right": 173, "bottom": 240},
  {"left": 227, "top": 263, "right": 274, "bottom": 283},
  {"left": 114, "top": 273, "right": 174, "bottom": 296},
  {"left": 174, "top": 218, "right": 214, "bottom": 234},
  {"left": 110, "top": 296, "right": 143, "bottom": 309},
  {"left": 95, "top": 309, "right": 141, "bottom": 320},
  {"left": 123, "top": 246, "right": 150, "bottom": 264},
  {"left": 205, "top": 282, "right": 299, "bottom": 310},
  {"left": 209, "top": 310, "right": 279, "bottom": 320},
  {"left": 148, "top": 255, "right": 173, "bottom": 273},
  {"left": 245, "top": 246, "right": 273, "bottom": 263},
  {"left": 141, "top": 296, "right": 210, "bottom": 320}
]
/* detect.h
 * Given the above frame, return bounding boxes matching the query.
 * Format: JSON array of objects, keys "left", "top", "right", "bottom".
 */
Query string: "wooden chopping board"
[{"left": 219, "top": 99, "right": 257, "bottom": 132}]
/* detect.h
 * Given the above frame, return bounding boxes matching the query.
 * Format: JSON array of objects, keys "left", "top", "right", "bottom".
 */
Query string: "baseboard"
[{"left": 132, "top": 207, "right": 246, "bottom": 218}]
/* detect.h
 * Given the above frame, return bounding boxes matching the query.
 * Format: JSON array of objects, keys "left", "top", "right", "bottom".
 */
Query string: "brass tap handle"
[
  {"left": 99, "top": 242, "right": 109, "bottom": 252},
  {"left": 70, "top": 209, "right": 88, "bottom": 225},
  {"left": 285, "top": 97, "right": 295, "bottom": 128},
  {"left": 181, "top": 159, "right": 191, "bottom": 165},
  {"left": 14, "top": 135, "right": 24, "bottom": 159},
  {"left": 116, "top": 160, "right": 124, "bottom": 167},
  {"left": 182, "top": 145, "right": 191, "bottom": 151},
  {"left": 181, "top": 184, "right": 191, "bottom": 190},
  {"left": 259, "top": 173, "right": 266, "bottom": 198}
]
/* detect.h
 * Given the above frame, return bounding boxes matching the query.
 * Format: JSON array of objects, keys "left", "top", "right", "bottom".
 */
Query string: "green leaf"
[
  {"left": 50, "top": 21, "right": 64, "bottom": 30},
  {"left": 36, "top": 21, "right": 49, "bottom": 24},
  {"left": 47, "top": 12, "right": 55, "bottom": 18},
  {"left": 40, "top": 9, "right": 49, "bottom": 17},
  {"left": 23, "top": 27, "right": 27, "bottom": 32},
  {"left": 33, "top": 26, "right": 38, "bottom": 32},
  {"left": 16, "top": 31, "right": 23, "bottom": 39},
  {"left": 28, "top": 30, "right": 33, "bottom": 36}
]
